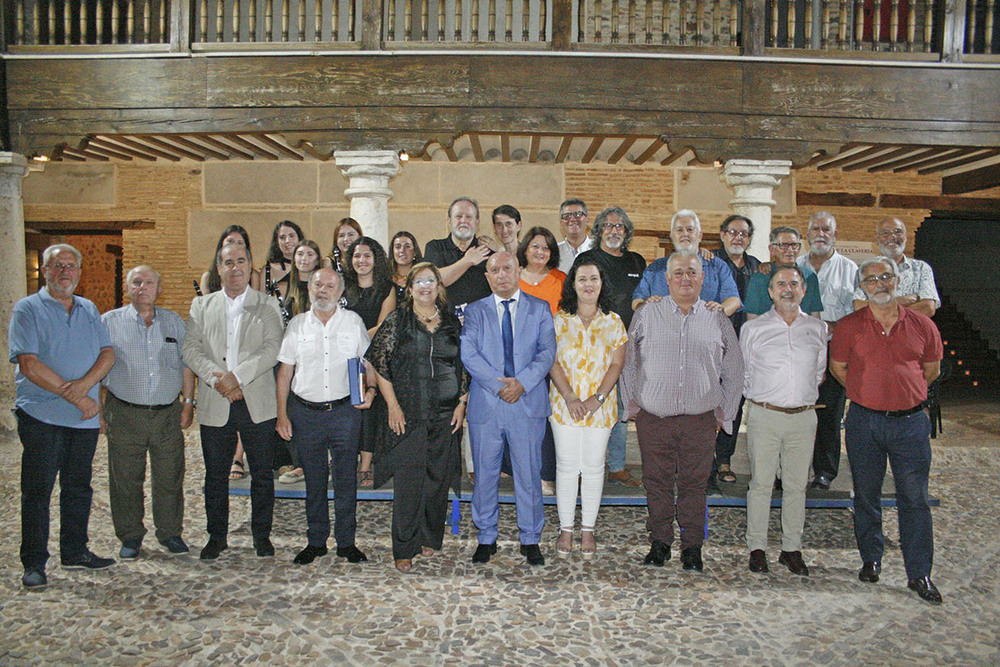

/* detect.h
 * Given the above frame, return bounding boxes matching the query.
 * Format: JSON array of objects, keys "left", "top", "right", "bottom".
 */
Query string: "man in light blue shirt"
[
  {"left": 8, "top": 244, "right": 116, "bottom": 589},
  {"left": 631, "top": 210, "right": 742, "bottom": 317}
]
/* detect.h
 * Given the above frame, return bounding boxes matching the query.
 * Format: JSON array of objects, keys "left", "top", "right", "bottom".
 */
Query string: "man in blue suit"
[{"left": 461, "top": 252, "right": 557, "bottom": 566}]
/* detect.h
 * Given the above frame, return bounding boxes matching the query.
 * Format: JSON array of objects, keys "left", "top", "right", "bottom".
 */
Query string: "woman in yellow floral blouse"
[{"left": 548, "top": 260, "right": 628, "bottom": 556}]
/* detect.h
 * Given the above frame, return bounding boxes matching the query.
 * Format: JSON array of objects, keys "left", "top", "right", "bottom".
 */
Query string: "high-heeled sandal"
[
  {"left": 395, "top": 559, "right": 412, "bottom": 573},
  {"left": 555, "top": 528, "right": 574, "bottom": 555},
  {"left": 580, "top": 527, "right": 597, "bottom": 556}
]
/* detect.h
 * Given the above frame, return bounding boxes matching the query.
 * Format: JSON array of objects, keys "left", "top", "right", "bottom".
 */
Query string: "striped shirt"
[
  {"left": 102, "top": 304, "right": 187, "bottom": 405},
  {"left": 620, "top": 297, "right": 744, "bottom": 433}
]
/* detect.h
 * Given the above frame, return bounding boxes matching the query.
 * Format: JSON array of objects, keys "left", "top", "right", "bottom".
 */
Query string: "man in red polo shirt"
[{"left": 830, "top": 255, "right": 943, "bottom": 605}]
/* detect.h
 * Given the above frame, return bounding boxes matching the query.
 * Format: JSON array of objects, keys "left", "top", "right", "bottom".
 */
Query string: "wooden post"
[
  {"left": 361, "top": 0, "right": 383, "bottom": 49},
  {"left": 938, "top": 0, "right": 967, "bottom": 61},
  {"left": 552, "top": 0, "right": 573, "bottom": 48},
  {"left": 742, "top": 0, "right": 766, "bottom": 54},
  {"left": 170, "top": 0, "right": 191, "bottom": 52}
]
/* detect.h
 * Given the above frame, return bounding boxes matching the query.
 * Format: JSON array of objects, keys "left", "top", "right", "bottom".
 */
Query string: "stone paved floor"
[{"left": 1, "top": 399, "right": 999, "bottom": 665}]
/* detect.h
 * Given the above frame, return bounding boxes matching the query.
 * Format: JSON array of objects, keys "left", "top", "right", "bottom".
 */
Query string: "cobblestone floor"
[{"left": 1, "top": 400, "right": 998, "bottom": 665}]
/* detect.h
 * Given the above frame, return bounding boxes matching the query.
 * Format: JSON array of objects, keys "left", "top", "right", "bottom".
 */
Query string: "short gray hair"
[
  {"left": 769, "top": 226, "right": 801, "bottom": 244},
  {"left": 671, "top": 209, "right": 701, "bottom": 232},
  {"left": 809, "top": 211, "right": 837, "bottom": 232},
  {"left": 859, "top": 255, "right": 897, "bottom": 278},
  {"left": 666, "top": 249, "right": 704, "bottom": 274},
  {"left": 125, "top": 265, "right": 161, "bottom": 286},
  {"left": 217, "top": 243, "right": 251, "bottom": 267},
  {"left": 42, "top": 244, "right": 82, "bottom": 267}
]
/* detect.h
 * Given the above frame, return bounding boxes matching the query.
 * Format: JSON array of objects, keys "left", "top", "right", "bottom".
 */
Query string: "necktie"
[{"left": 502, "top": 299, "right": 515, "bottom": 377}]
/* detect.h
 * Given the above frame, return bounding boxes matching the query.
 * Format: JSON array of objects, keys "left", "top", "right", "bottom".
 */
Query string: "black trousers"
[
  {"left": 200, "top": 400, "right": 275, "bottom": 542},
  {"left": 812, "top": 369, "right": 848, "bottom": 480}
]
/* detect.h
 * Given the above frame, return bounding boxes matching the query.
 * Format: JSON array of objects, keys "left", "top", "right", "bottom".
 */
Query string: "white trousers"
[{"left": 550, "top": 419, "right": 612, "bottom": 530}]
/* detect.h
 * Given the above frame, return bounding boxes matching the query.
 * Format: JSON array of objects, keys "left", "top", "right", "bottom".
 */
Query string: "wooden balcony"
[{"left": 3, "top": 0, "right": 999, "bottom": 175}]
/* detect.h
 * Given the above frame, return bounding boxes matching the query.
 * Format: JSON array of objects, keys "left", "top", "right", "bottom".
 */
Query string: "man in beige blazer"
[{"left": 183, "top": 244, "right": 283, "bottom": 560}]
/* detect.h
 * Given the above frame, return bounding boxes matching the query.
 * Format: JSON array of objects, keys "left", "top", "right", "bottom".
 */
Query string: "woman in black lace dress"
[{"left": 365, "top": 262, "right": 469, "bottom": 573}]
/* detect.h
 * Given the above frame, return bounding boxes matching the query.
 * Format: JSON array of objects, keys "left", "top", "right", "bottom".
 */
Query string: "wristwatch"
[
  {"left": 182, "top": 397, "right": 196, "bottom": 406},
  {"left": 594, "top": 393, "right": 607, "bottom": 405}
]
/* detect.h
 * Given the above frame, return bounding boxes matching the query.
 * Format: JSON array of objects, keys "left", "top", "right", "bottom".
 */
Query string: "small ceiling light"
[
  {"left": 399, "top": 150, "right": 409, "bottom": 162},
  {"left": 32, "top": 154, "right": 50, "bottom": 162}
]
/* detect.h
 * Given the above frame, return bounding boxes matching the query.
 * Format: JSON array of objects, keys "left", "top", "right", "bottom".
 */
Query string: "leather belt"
[
  {"left": 854, "top": 402, "right": 925, "bottom": 418},
  {"left": 109, "top": 392, "right": 175, "bottom": 411},
  {"left": 292, "top": 392, "right": 350, "bottom": 411},
  {"left": 748, "top": 399, "right": 825, "bottom": 414}
]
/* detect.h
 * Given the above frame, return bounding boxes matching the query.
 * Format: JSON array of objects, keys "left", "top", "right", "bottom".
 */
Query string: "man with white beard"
[
  {"left": 852, "top": 217, "right": 939, "bottom": 317},
  {"left": 831, "top": 256, "right": 943, "bottom": 605},
  {"left": 797, "top": 212, "right": 859, "bottom": 491}
]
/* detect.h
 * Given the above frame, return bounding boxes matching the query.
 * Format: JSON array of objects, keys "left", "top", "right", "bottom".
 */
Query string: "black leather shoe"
[
  {"left": 643, "top": 540, "right": 671, "bottom": 566},
  {"left": 520, "top": 543, "right": 545, "bottom": 566},
  {"left": 61, "top": 550, "right": 115, "bottom": 570},
  {"left": 199, "top": 538, "right": 228, "bottom": 560},
  {"left": 778, "top": 550, "right": 809, "bottom": 576},
  {"left": 749, "top": 549, "right": 768, "bottom": 573},
  {"left": 253, "top": 537, "right": 274, "bottom": 558},
  {"left": 681, "top": 546, "right": 704, "bottom": 572},
  {"left": 811, "top": 475, "right": 831, "bottom": 490},
  {"left": 472, "top": 543, "right": 498, "bottom": 564},
  {"left": 293, "top": 544, "right": 328, "bottom": 565},
  {"left": 336, "top": 545, "right": 368, "bottom": 563},
  {"left": 858, "top": 561, "right": 881, "bottom": 583},
  {"left": 907, "top": 576, "right": 943, "bottom": 605}
]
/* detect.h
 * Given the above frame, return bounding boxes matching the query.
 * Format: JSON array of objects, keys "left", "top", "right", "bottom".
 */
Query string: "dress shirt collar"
[
  {"left": 493, "top": 290, "right": 522, "bottom": 310},
  {"left": 762, "top": 306, "right": 808, "bottom": 326},
  {"left": 224, "top": 285, "right": 250, "bottom": 309},
  {"left": 666, "top": 296, "right": 704, "bottom": 314}
]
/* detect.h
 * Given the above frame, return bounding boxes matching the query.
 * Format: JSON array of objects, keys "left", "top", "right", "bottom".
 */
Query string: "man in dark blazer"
[
  {"left": 461, "top": 252, "right": 556, "bottom": 566},
  {"left": 183, "top": 244, "right": 283, "bottom": 561}
]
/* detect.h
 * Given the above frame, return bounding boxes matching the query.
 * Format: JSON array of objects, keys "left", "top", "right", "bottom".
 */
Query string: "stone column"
[
  {"left": 0, "top": 153, "right": 30, "bottom": 430},
  {"left": 334, "top": 150, "right": 401, "bottom": 249},
  {"left": 721, "top": 159, "right": 792, "bottom": 259}
]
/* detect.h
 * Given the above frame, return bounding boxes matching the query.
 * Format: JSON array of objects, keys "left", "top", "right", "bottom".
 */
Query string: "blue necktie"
[{"left": 502, "top": 299, "right": 515, "bottom": 377}]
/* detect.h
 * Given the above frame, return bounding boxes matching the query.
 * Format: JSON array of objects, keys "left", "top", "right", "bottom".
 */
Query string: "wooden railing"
[{"left": 3, "top": 0, "right": 997, "bottom": 55}]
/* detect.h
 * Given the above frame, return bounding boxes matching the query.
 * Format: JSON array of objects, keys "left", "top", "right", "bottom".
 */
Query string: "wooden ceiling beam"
[
  {"left": 108, "top": 136, "right": 183, "bottom": 161},
  {"left": 890, "top": 147, "right": 976, "bottom": 173},
  {"left": 608, "top": 137, "right": 636, "bottom": 164},
  {"left": 581, "top": 137, "right": 603, "bottom": 163},
  {"left": 442, "top": 143, "right": 458, "bottom": 161},
  {"left": 868, "top": 147, "right": 947, "bottom": 172},
  {"left": 816, "top": 145, "right": 887, "bottom": 170},
  {"left": 139, "top": 135, "right": 206, "bottom": 161},
  {"left": 257, "top": 133, "right": 306, "bottom": 160},
  {"left": 634, "top": 138, "right": 665, "bottom": 165},
  {"left": 225, "top": 133, "right": 279, "bottom": 160},
  {"left": 842, "top": 145, "right": 919, "bottom": 171},
  {"left": 171, "top": 134, "right": 231, "bottom": 160},
  {"left": 61, "top": 147, "right": 109, "bottom": 161},
  {"left": 528, "top": 136, "right": 541, "bottom": 163},
  {"left": 81, "top": 141, "right": 134, "bottom": 161},
  {"left": 198, "top": 134, "right": 256, "bottom": 160},
  {"left": 942, "top": 162, "right": 1000, "bottom": 195},
  {"left": 469, "top": 133, "right": 485, "bottom": 162},
  {"left": 660, "top": 149, "right": 688, "bottom": 167},
  {"left": 90, "top": 136, "right": 158, "bottom": 161},
  {"left": 917, "top": 149, "right": 1000, "bottom": 175},
  {"left": 555, "top": 136, "right": 573, "bottom": 164},
  {"left": 501, "top": 134, "right": 511, "bottom": 162},
  {"left": 879, "top": 194, "right": 1000, "bottom": 214}
]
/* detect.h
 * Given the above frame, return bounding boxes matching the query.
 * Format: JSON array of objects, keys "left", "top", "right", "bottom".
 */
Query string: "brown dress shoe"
[
  {"left": 607, "top": 469, "right": 642, "bottom": 487},
  {"left": 749, "top": 549, "right": 769, "bottom": 573},
  {"left": 778, "top": 550, "right": 809, "bottom": 576}
]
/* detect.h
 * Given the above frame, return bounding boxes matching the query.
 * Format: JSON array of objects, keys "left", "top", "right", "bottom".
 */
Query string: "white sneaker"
[{"left": 279, "top": 469, "right": 305, "bottom": 484}]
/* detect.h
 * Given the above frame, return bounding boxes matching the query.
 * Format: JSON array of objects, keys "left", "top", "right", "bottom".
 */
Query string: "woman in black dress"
[
  {"left": 365, "top": 262, "right": 468, "bottom": 573},
  {"left": 344, "top": 237, "right": 396, "bottom": 487},
  {"left": 261, "top": 220, "right": 305, "bottom": 320},
  {"left": 388, "top": 231, "right": 422, "bottom": 303}
]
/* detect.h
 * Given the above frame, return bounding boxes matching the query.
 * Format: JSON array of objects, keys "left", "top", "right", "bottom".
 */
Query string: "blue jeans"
[
  {"left": 606, "top": 385, "right": 627, "bottom": 473},
  {"left": 17, "top": 409, "right": 99, "bottom": 569},
  {"left": 845, "top": 403, "right": 934, "bottom": 579}
]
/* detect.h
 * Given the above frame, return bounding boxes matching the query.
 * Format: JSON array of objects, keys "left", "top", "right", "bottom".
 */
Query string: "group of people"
[{"left": 9, "top": 197, "right": 945, "bottom": 604}]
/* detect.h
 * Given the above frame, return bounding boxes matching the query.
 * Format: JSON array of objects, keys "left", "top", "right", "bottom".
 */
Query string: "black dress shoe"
[
  {"left": 680, "top": 546, "right": 704, "bottom": 572},
  {"left": 199, "top": 538, "right": 228, "bottom": 560},
  {"left": 907, "top": 576, "right": 943, "bottom": 604},
  {"left": 749, "top": 549, "right": 769, "bottom": 573},
  {"left": 811, "top": 475, "right": 831, "bottom": 491},
  {"left": 336, "top": 545, "right": 368, "bottom": 563},
  {"left": 643, "top": 540, "right": 671, "bottom": 566},
  {"left": 778, "top": 550, "right": 809, "bottom": 576},
  {"left": 520, "top": 543, "right": 545, "bottom": 566},
  {"left": 253, "top": 537, "right": 274, "bottom": 558},
  {"left": 294, "top": 544, "right": 328, "bottom": 565},
  {"left": 472, "top": 543, "right": 498, "bottom": 564},
  {"left": 858, "top": 561, "right": 881, "bottom": 583}
]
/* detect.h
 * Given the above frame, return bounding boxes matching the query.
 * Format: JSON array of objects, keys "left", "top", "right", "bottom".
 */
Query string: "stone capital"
[
  {"left": 0, "top": 153, "right": 30, "bottom": 198},
  {"left": 333, "top": 150, "right": 402, "bottom": 248}
]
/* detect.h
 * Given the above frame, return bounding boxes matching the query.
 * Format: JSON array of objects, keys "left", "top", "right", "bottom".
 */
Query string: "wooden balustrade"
[{"left": 2, "top": 0, "right": 996, "bottom": 52}]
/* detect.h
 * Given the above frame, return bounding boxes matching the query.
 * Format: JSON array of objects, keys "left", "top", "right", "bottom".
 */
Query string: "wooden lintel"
[
  {"left": 469, "top": 133, "right": 484, "bottom": 162},
  {"left": 942, "top": 162, "right": 1000, "bottom": 195},
  {"left": 608, "top": 138, "right": 636, "bottom": 165},
  {"left": 555, "top": 136, "right": 573, "bottom": 164},
  {"left": 581, "top": 137, "right": 603, "bottom": 163},
  {"left": 528, "top": 136, "right": 541, "bottom": 163},
  {"left": 796, "top": 191, "right": 877, "bottom": 207},
  {"left": 879, "top": 194, "right": 1000, "bottom": 214},
  {"left": 634, "top": 138, "right": 665, "bottom": 165},
  {"left": 26, "top": 220, "right": 156, "bottom": 234}
]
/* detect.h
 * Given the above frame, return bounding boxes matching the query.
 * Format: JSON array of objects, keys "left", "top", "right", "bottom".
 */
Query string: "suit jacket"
[
  {"left": 182, "top": 288, "right": 283, "bottom": 427},
  {"left": 460, "top": 292, "right": 556, "bottom": 423}
]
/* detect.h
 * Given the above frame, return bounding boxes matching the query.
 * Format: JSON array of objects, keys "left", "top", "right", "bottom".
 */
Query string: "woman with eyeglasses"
[{"left": 365, "top": 262, "right": 469, "bottom": 573}]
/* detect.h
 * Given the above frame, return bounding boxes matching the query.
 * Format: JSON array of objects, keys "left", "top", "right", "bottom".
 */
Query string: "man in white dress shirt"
[
  {"left": 556, "top": 198, "right": 594, "bottom": 274},
  {"left": 797, "top": 212, "right": 859, "bottom": 491},
  {"left": 276, "top": 268, "right": 375, "bottom": 566},
  {"left": 741, "top": 265, "right": 828, "bottom": 576}
]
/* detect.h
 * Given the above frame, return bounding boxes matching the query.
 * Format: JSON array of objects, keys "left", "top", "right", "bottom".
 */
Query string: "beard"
[
  {"left": 878, "top": 239, "right": 905, "bottom": 258},
  {"left": 867, "top": 288, "right": 894, "bottom": 305},
  {"left": 312, "top": 299, "right": 337, "bottom": 312}
]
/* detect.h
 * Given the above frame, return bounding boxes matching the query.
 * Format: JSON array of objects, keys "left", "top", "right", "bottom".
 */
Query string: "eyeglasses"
[
  {"left": 771, "top": 242, "right": 801, "bottom": 250},
  {"left": 413, "top": 278, "right": 438, "bottom": 287},
  {"left": 860, "top": 272, "right": 896, "bottom": 285},
  {"left": 602, "top": 223, "right": 626, "bottom": 231},
  {"left": 877, "top": 229, "right": 905, "bottom": 239},
  {"left": 48, "top": 263, "right": 80, "bottom": 272},
  {"left": 560, "top": 211, "right": 587, "bottom": 221},
  {"left": 723, "top": 229, "right": 750, "bottom": 239}
]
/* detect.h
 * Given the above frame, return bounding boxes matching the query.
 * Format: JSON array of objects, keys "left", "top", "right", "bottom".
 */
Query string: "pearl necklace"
[{"left": 415, "top": 307, "right": 439, "bottom": 323}]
